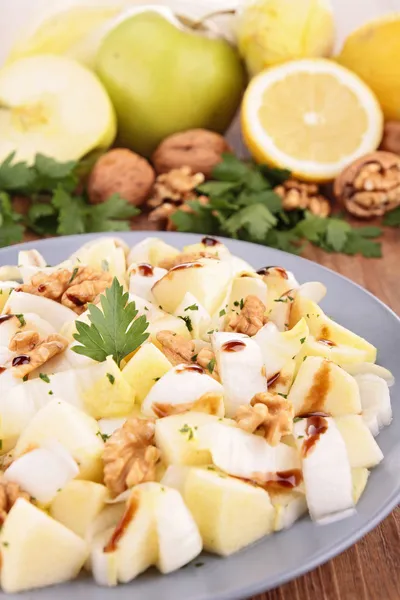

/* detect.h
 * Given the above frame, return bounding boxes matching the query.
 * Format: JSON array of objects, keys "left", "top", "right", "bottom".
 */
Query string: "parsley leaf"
[
  {"left": 72, "top": 278, "right": 149, "bottom": 367},
  {"left": 184, "top": 303, "right": 198, "bottom": 312},
  {"left": 0, "top": 192, "right": 24, "bottom": 246},
  {"left": 207, "top": 358, "right": 216, "bottom": 373},
  {"left": 383, "top": 206, "right": 400, "bottom": 227},
  {"left": 86, "top": 194, "right": 139, "bottom": 233},
  {"left": 178, "top": 315, "right": 193, "bottom": 332},
  {"left": 52, "top": 187, "right": 87, "bottom": 235},
  {"left": 325, "top": 219, "right": 352, "bottom": 252}
]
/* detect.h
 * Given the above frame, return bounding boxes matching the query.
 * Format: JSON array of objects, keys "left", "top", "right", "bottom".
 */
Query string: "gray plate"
[{"left": 1, "top": 231, "right": 399, "bottom": 600}]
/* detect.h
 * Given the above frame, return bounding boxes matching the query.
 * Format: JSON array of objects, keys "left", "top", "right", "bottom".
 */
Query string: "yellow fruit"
[
  {"left": 122, "top": 343, "right": 172, "bottom": 405},
  {"left": 242, "top": 59, "right": 383, "bottom": 181},
  {"left": 237, "top": 0, "right": 335, "bottom": 76},
  {"left": 337, "top": 14, "right": 400, "bottom": 121}
]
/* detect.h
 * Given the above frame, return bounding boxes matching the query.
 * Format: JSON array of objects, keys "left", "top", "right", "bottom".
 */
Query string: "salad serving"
[{"left": 0, "top": 234, "right": 394, "bottom": 593}]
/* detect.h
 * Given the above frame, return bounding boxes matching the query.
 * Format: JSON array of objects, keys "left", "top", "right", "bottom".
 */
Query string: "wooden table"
[{"left": 133, "top": 211, "right": 400, "bottom": 600}]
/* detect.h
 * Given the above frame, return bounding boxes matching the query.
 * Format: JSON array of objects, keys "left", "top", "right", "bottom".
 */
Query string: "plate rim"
[{"left": 0, "top": 231, "right": 399, "bottom": 599}]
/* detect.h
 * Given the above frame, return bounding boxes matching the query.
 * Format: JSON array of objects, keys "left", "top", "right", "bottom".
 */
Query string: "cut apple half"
[{"left": 0, "top": 55, "right": 116, "bottom": 164}]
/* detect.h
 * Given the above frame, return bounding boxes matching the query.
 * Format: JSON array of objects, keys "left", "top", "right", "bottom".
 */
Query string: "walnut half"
[
  {"left": 103, "top": 418, "right": 160, "bottom": 498},
  {"left": 10, "top": 332, "right": 68, "bottom": 379},
  {"left": 234, "top": 392, "right": 293, "bottom": 446},
  {"left": 226, "top": 295, "right": 268, "bottom": 336}
]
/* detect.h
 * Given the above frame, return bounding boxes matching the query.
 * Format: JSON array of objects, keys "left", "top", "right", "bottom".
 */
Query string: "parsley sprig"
[
  {"left": 72, "top": 278, "right": 149, "bottom": 367},
  {"left": 0, "top": 152, "right": 139, "bottom": 247},
  {"left": 171, "top": 154, "right": 383, "bottom": 258}
]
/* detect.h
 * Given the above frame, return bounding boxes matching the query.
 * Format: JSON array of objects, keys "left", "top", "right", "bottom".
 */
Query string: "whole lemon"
[
  {"left": 237, "top": 0, "right": 335, "bottom": 76},
  {"left": 336, "top": 15, "right": 400, "bottom": 121}
]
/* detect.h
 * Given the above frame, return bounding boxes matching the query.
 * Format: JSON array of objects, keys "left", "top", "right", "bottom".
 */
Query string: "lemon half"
[{"left": 242, "top": 59, "right": 383, "bottom": 181}]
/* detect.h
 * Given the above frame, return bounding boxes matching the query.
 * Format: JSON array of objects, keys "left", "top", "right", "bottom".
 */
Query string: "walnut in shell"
[
  {"left": 152, "top": 129, "right": 232, "bottom": 178},
  {"left": 88, "top": 148, "right": 155, "bottom": 206},
  {"left": 380, "top": 121, "right": 400, "bottom": 156},
  {"left": 334, "top": 151, "right": 400, "bottom": 218}
]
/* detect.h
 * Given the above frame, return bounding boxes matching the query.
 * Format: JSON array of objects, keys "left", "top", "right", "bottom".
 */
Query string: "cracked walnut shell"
[
  {"left": 235, "top": 392, "right": 293, "bottom": 446},
  {"left": 152, "top": 129, "right": 232, "bottom": 178},
  {"left": 103, "top": 417, "right": 160, "bottom": 497},
  {"left": 380, "top": 121, "right": 400, "bottom": 156},
  {"left": 275, "top": 179, "right": 331, "bottom": 217},
  {"left": 334, "top": 151, "right": 400, "bottom": 218},
  {"left": 88, "top": 148, "right": 155, "bottom": 207}
]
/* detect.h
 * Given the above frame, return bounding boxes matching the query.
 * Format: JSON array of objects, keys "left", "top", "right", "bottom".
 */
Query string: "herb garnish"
[
  {"left": 39, "top": 373, "right": 50, "bottom": 383},
  {"left": 97, "top": 431, "right": 110, "bottom": 442},
  {"left": 106, "top": 373, "right": 115, "bottom": 385},
  {"left": 170, "top": 153, "right": 383, "bottom": 258},
  {"left": 68, "top": 267, "right": 79, "bottom": 284},
  {"left": 207, "top": 358, "right": 216, "bottom": 374},
  {"left": 72, "top": 277, "right": 149, "bottom": 367},
  {"left": 179, "top": 424, "right": 194, "bottom": 440},
  {"left": 178, "top": 315, "right": 193, "bottom": 332},
  {"left": 15, "top": 314, "right": 26, "bottom": 327},
  {"left": 184, "top": 304, "right": 198, "bottom": 312}
]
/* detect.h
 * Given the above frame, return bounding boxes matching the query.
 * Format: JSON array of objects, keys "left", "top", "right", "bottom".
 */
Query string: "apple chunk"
[
  {"left": 334, "top": 415, "right": 383, "bottom": 468},
  {"left": 183, "top": 467, "right": 275, "bottom": 556},
  {"left": 0, "top": 499, "right": 88, "bottom": 593},
  {"left": 122, "top": 342, "right": 172, "bottom": 405},
  {"left": 152, "top": 258, "right": 232, "bottom": 315},
  {"left": 288, "top": 356, "right": 361, "bottom": 416}
]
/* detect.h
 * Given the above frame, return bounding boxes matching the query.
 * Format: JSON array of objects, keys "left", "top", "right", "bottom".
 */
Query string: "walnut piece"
[
  {"left": 10, "top": 333, "right": 68, "bottom": 379},
  {"left": 275, "top": 179, "right": 331, "bottom": 217},
  {"left": 226, "top": 295, "right": 268, "bottom": 336},
  {"left": 156, "top": 331, "right": 195, "bottom": 366},
  {"left": 103, "top": 417, "right": 160, "bottom": 497},
  {"left": 17, "top": 266, "right": 113, "bottom": 315},
  {"left": 380, "top": 121, "right": 400, "bottom": 156},
  {"left": 152, "top": 129, "right": 232, "bottom": 178},
  {"left": 234, "top": 392, "right": 293, "bottom": 446},
  {"left": 158, "top": 250, "right": 215, "bottom": 270},
  {"left": 0, "top": 473, "right": 31, "bottom": 525},
  {"left": 196, "top": 347, "right": 219, "bottom": 380},
  {"left": 9, "top": 330, "right": 40, "bottom": 353},
  {"left": 87, "top": 148, "right": 155, "bottom": 207},
  {"left": 334, "top": 151, "right": 400, "bottom": 218}
]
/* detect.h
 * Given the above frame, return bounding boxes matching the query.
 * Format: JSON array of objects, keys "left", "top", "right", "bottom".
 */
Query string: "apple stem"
[{"left": 190, "top": 9, "right": 236, "bottom": 30}]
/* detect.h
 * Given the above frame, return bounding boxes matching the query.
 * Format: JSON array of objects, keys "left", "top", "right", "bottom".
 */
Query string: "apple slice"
[
  {"left": 269, "top": 489, "right": 307, "bottom": 531},
  {"left": 129, "top": 263, "right": 167, "bottom": 301},
  {"left": 211, "top": 332, "right": 267, "bottom": 416},
  {"left": 354, "top": 373, "right": 392, "bottom": 436},
  {"left": 70, "top": 238, "right": 127, "bottom": 281},
  {"left": 293, "top": 417, "right": 354, "bottom": 523},
  {"left": 288, "top": 356, "right": 361, "bottom": 416},
  {"left": 122, "top": 342, "right": 172, "bottom": 405},
  {"left": 50, "top": 481, "right": 109, "bottom": 538},
  {"left": 344, "top": 362, "right": 394, "bottom": 386},
  {"left": 183, "top": 239, "right": 232, "bottom": 261},
  {"left": 254, "top": 318, "right": 309, "bottom": 380},
  {"left": 183, "top": 467, "right": 274, "bottom": 556},
  {"left": 4, "top": 441, "right": 79, "bottom": 505},
  {"left": 0, "top": 499, "right": 88, "bottom": 593},
  {"left": 155, "top": 411, "right": 221, "bottom": 466},
  {"left": 259, "top": 266, "right": 299, "bottom": 306},
  {"left": 13, "top": 399, "right": 105, "bottom": 481},
  {"left": 128, "top": 237, "right": 180, "bottom": 267},
  {"left": 294, "top": 334, "right": 369, "bottom": 369},
  {"left": 335, "top": 414, "right": 383, "bottom": 468},
  {"left": 352, "top": 468, "right": 370, "bottom": 504},
  {"left": 152, "top": 258, "right": 232, "bottom": 315},
  {"left": 174, "top": 292, "right": 212, "bottom": 339},
  {"left": 141, "top": 363, "right": 224, "bottom": 417},
  {"left": 0, "top": 281, "right": 17, "bottom": 312},
  {"left": 0, "top": 377, "right": 35, "bottom": 452},
  {"left": 0, "top": 54, "right": 116, "bottom": 163},
  {"left": 289, "top": 295, "right": 377, "bottom": 362},
  {"left": 160, "top": 465, "right": 191, "bottom": 494},
  {"left": 197, "top": 422, "right": 300, "bottom": 479},
  {"left": 3, "top": 290, "right": 77, "bottom": 330}
]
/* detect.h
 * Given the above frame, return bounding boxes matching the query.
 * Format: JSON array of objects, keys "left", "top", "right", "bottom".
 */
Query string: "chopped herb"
[
  {"left": 15, "top": 314, "right": 26, "bottom": 327},
  {"left": 195, "top": 562, "right": 205, "bottom": 568},
  {"left": 293, "top": 417, "right": 302, "bottom": 423},
  {"left": 161, "top": 486, "right": 165, "bottom": 492},
  {"left": 184, "top": 303, "right": 199, "bottom": 312},
  {"left": 207, "top": 329, "right": 215, "bottom": 335},
  {"left": 153, "top": 377, "right": 160, "bottom": 382},
  {"left": 178, "top": 315, "right": 193, "bottom": 332},
  {"left": 206, "top": 358, "right": 216, "bottom": 374},
  {"left": 239, "top": 298, "right": 244, "bottom": 310},
  {"left": 303, "top": 356, "right": 308, "bottom": 362},
  {"left": 158, "top": 305, "right": 163, "bottom": 310},
  {"left": 233, "top": 300, "right": 240, "bottom": 307},
  {"left": 68, "top": 267, "right": 79, "bottom": 284},
  {"left": 22, "top": 374, "right": 28, "bottom": 382},
  {"left": 144, "top": 306, "right": 149, "bottom": 311},
  {"left": 191, "top": 354, "right": 198, "bottom": 362},
  {"left": 278, "top": 393, "right": 288, "bottom": 399},
  {"left": 101, "top": 259, "right": 110, "bottom": 272},
  {"left": 39, "top": 373, "right": 50, "bottom": 383},
  {"left": 207, "top": 466, "right": 215, "bottom": 471},
  {"left": 179, "top": 424, "right": 194, "bottom": 441},
  {"left": 48, "top": 390, "right": 54, "bottom": 395},
  {"left": 306, "top": 314, "right": 310, "bottom": 319},
  {"left": 97, "top": 431, "right": 110, "bottom": 442},
  {"left": 298, "top": 435, "right": 304, "bottom": 439},
  {"left": 219, "top": 309, "right": 226, "bottom": 317},
  {"left": 106, "top": 373, "right": 115, "bottom": 385},
  {"left": 300, "top": 337, "right": 306, "bottom": 344},
  {"left": 218, "top": 418, "right": 223, "bottom": 422},
  {"left": 2, "top": 542, "right": 9, "bottom": 548}
]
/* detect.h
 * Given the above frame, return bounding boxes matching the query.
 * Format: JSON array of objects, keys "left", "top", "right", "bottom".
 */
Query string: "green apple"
[
  {"left": 96, "top": 10, "right": 245, "bottom": 156},
  {"left": 0, "top": 55, "right": 116, "bottom": 164}
]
